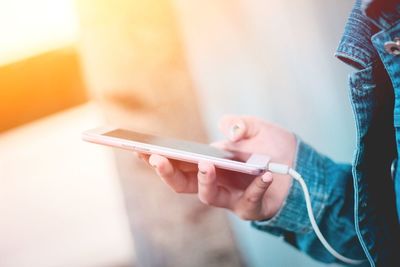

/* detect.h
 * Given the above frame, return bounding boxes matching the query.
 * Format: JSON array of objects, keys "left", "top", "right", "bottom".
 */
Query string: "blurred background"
[{"left": 0, "top": 0, "right": 355, "bottom": 266}]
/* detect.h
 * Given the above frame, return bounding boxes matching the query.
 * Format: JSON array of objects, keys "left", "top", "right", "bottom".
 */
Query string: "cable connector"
[{"left": 267, "top": 162, "right": 289, "bottom": 174}]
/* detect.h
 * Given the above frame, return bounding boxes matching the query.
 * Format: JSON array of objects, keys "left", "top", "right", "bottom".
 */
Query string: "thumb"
[
  {"left": 219, "top": 115, "right": 260, "bottom": 142},
  {"left": 235, "top": 172, "right": 274, "bottom": 220},
  {"left": 243, "top": 172, "right": 273, "bottom": 205}
]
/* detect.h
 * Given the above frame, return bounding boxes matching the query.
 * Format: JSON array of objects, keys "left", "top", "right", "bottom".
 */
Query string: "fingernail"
[
  {"left": 198, "top": 161, "right": 210, "bottom": 176},
  {"left": 229, "top": 123, "right": 243, "bottom": 141},
  {"left": 262, "top": 172, "right": 273, "bottom": 183},
  {"left": 149, "top": 155, "right": 158, "bottom": 168}
]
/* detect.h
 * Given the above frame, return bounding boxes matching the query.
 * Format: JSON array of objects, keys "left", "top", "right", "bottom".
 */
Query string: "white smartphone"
[{"left": 82, "top": 126, "right": 270, "bottom": 175}]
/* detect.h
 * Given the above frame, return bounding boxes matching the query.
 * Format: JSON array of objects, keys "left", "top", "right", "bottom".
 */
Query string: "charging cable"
[{"left": 267, "top": 162, "right": 365, "bottom": 265}]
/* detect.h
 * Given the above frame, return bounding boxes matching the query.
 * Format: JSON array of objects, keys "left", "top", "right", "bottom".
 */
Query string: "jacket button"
[{"left": 384, "top": 38, "right": 400, "bottom": 55}]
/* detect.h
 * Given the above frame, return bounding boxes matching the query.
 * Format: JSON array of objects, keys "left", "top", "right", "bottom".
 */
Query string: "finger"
[
  {"left": 136, "top": 153, "right": 153, "bottom": 168},
  {"left": 210, "top": 140, "right": 253, "bottom": 162},
  {"left": 140, "top": 153, "right": 196, "bottom": 173},
  {"left": 173, "top": 160, "right": 198, "bottom": 173},
  {"left": 197, "top": 161, "right": 233, "bottom": 208},
  {"left": 209, "top": 140, "right": 228, "bottom": 150},
  {"left": 218, "top": 115, "right": 259, "bottom": 142},
  {"left": 149, "top": 154, "right": 197, "bottom": 193},
  {"left": 236, "top": 172, "right": 273, "bottom": 220},
  {"left": 138, "top": 153, "right": 150, "bottom": 162}
]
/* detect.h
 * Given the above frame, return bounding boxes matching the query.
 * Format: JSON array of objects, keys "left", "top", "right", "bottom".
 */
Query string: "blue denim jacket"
[{"left": 253, "top": 1, "right": 400, "bottom": 266}]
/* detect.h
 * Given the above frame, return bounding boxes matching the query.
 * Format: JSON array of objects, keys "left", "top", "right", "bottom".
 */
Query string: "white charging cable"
[{"left": 267, "top": 162, "right": 365, "bottom": 265}]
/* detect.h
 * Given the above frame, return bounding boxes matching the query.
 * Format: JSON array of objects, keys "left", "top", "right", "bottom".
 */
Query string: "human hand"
[{"left": 139, "top": 115, "right": 296, "bottom": 220}]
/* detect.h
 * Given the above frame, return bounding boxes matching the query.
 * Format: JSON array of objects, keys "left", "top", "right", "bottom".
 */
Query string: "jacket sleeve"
[{"left": 252, "top": 139, "right": 366, "bottom": 264}]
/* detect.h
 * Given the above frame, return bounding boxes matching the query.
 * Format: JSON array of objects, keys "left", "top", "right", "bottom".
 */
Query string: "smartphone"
[{"left": 82, "top": 126, "right": 270, "bottom": 175}]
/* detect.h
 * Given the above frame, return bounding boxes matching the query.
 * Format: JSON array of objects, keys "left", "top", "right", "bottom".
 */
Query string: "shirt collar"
[{"left": 335, "top": 0, "right": 380, "bottom": 70}]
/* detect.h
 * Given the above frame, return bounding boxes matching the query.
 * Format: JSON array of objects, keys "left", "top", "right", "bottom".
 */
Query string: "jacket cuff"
[{"left": 252, "top": 138, "right": 328, "bottom": 234}]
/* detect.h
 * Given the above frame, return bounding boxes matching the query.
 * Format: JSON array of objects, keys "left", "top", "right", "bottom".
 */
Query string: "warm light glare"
[{"left": 0, "top": 0, "right": 78, "bottom": 65}]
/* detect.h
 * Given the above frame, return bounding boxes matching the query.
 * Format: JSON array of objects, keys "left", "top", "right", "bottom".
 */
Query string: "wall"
[{"left": 174, "top": 0, "right": 355, "bottom": 266}]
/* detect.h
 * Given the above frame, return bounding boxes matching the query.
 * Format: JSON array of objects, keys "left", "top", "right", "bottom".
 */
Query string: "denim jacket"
[{"left": 252, "top": 0, "right": 400, "bottom": 266}]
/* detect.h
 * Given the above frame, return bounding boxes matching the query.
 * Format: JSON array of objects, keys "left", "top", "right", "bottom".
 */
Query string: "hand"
[{"left": 139, "top": 115, "right": 296, "bottom": 220}]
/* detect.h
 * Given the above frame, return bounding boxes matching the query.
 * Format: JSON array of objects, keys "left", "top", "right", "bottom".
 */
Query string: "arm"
[
  {"left": 140, "top": 115, "right": 365, "bottom": 264},
  {"left": 253, "top": 139, "right": 365, "bottom": 264}
]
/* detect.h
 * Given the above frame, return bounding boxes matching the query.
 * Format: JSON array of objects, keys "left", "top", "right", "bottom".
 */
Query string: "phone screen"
[{"left": 103, "top": 129, "right": 242, "bottom": 161}]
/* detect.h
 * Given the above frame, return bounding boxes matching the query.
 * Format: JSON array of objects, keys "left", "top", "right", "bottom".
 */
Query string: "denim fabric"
[
  {"left": 362, "top": 0, "right": 400, "bottom": 29},
  {"left": 371, "top": 5, "right": 400, "bottom": 224},
  {"left": 253, "top": 0, "right": 400, "bottom": 266},
  {"left": 252, "top": 140, "right": 365, "bottom": 264}
]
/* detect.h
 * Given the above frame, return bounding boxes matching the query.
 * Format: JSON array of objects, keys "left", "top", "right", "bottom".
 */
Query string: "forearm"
[{"left": 253, "top": 139, "right": 365, "bottom": 264}]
